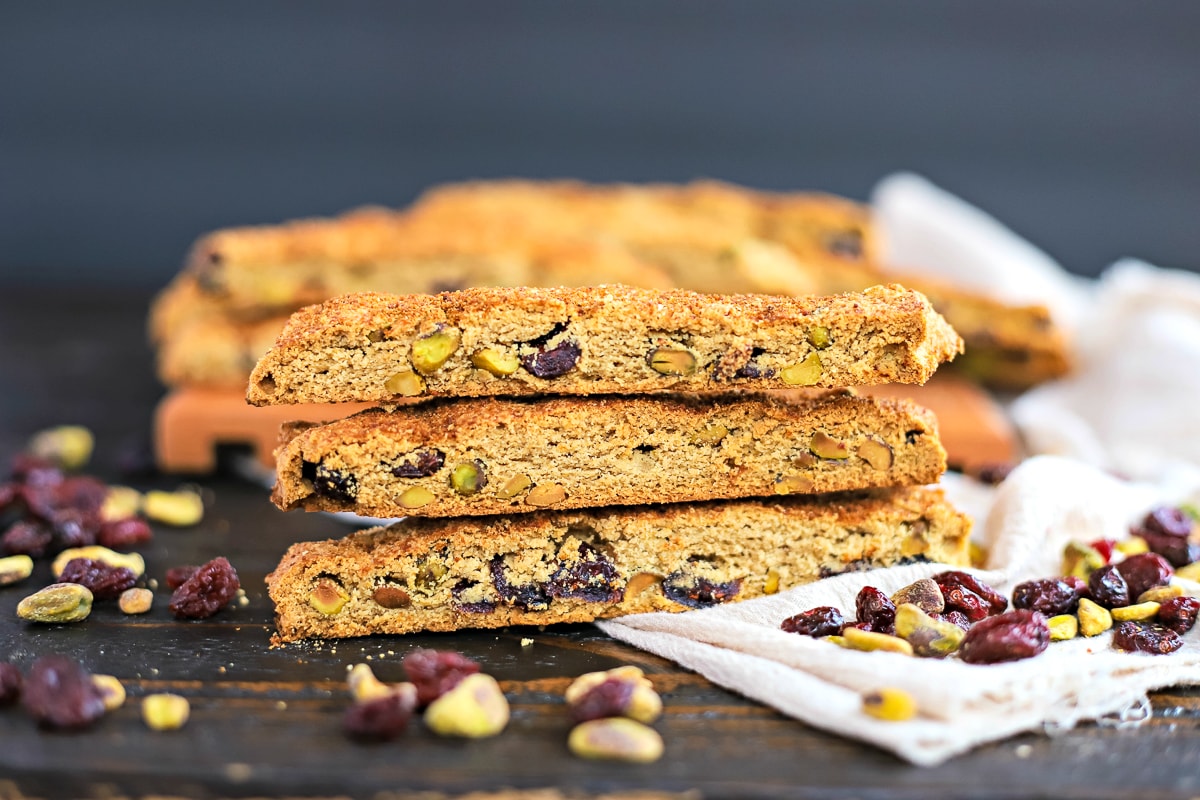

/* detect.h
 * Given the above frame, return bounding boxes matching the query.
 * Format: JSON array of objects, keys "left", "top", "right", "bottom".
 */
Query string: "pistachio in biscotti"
[
  {"left": 647, "top": 347, "right": 697, "bottom": 377},
  {"left": 525, "top": 484, "right": 567, "bottom": 507},
  {"left": 310, "top": 577, "right": 350, "bottom": 615},
  {"left": 774, "top": 474, "right": 814, "bottom": 495},
  {"left": 410, "top": 328, "right": 461, "bottom": 375},
  {"left": 690, "top": 424, "right": 728, "bottom": 446},
  {"left": 496, "top": 474, "right": 532, "bottom": 500},
  {"left": 810, "top": 431, "right": 848, "bottom": 460},
  {"left": 807, "top": 326, "right": 832, "bottom": 350},
  {"left": 390, "top": 448, "right": 445, "bottom": 478},
  {"left": 857, "top": 438, "right": 894, "bottom": 470},
  {"left": 780, "top": 352, "right": 822, "bottom": 386},
  {"left": 450, "top": 461, "right": 488, "bottom": 496},
  {"left": 471, "top": 348, "right": 520, "bottom": 377},
  {"left": 384, "top": 369, "right": 426, "bottom": 397},
  {"left": 399, "top": 487, "right": 435, "bottom": 509}
]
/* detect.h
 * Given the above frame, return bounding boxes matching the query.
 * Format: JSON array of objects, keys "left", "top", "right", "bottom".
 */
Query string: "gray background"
[{"left": 2, "top": 1, "right": 1198, "bottom": 288}]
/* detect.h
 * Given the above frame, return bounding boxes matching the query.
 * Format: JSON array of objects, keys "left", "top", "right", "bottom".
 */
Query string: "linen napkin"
[{"left": 600, "top": 457, "right": 1200, "bottom": 766}]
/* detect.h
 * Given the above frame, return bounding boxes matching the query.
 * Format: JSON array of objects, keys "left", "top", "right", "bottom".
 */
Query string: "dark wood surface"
[{"left": 2, "top": 288, "right": 1199, "bottom": 800}]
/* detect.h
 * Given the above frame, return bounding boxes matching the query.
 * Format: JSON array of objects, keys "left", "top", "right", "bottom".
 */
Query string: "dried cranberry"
[
  {"left": 662, "top": 571, "right": 741, "bottom": 609},
  {"left": 854, "top": 586, "right": 897, "bottom": 634},
  {"left": 570, "top": 678, "right": 634, "bottom": 723},
  {"left": 1113, "top": 621, "right": 1183, "bottom": 655},
  {"left": 520, "top": 324, "right": 581, "bottom": 379},
  {"left": 97, "top": 517, "right": 153, "bottom": 550},
  {"left": 490, "top": 557, "right": 551, "bottom": 611},
  {"left": 165, "top": 565, "right": 200, "bottom": 590},
  {"left": 21, "top": 656, "right": 106, "bottom": 729},
  {"left": 1115, "top": 552, "right": 1173, "bottom": 599},
  {"left": 2, "top": 520, "right": 53, "bottom": 557},
  {"left": 1134, "top": 506, "right": 1199, "bottom": 567},
  {"left": 935, "top": 610, "right": 972, "bottom": 631},
  {"left": 403, "top": 649, "right": 480, "bottom": 707},
  {"left": 169, "top": 557, "right": 240, "bottom": 619},
  {"left": 1087, "top": 563, "right": 1130, "bottom": 608},
  {"left": 933, "top": 571, "right": 1007, "bottom": 616},
  {"left": 1089, "top": 538, "right": 1116, "bottom": 564},
  {"left": 46, "top": 508, "right": 100, "bottom": 551},
  {"left": 0, "top": 483, "right": 17, "bottom": 513},
  {"left": 58, "top": 558, "right": 137, "bottom": 599},
  {"left": 450, "top": 579, "right": 496, "bottom": 614},
  {"left": 546, "top": 542, "right": 621, "bottom": 603},
  {"left": 825, "top": 229, "right": 864, "bottom": 259},
  {"left": 1157, "top": 596, "right": 1200, "bottom": 635},
  {"left": 52, "top": 477, "right": 108, "bottom": 514},
  {"left": 781, "top": 606, "right": 845, "bottom": 638},
  {"left": 0, "top": 662, "right": 22, "bottom": 705},
  {"left": 10, "top": 454, "right": 62, "bottom": 486},
  {"left": 343, "top": 690, "right": 416, "bottom": 740},
  {"left": 390, "top": 448, "right": 445, "bottom": 478},
  {"left": 958, "top": 610, "right": 1050, "bottom": 665},
  {"left": 301, "top": 461, "right": 358, "bottom": 504},
  {"left": 1011, "top": 578, "right": 1087, "bottom": 616}
]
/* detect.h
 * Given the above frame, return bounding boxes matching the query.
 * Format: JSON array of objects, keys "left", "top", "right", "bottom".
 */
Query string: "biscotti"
[
  {"left": 248, "top": 284, "right": 962, "bottom": 406},
  {"left": 266, "top": 486, "right": 971, "bottom": 641},
  {"left": 158, "top": 314, "right": 289, "bottom": 389},
  {"left": 271, "top": 390, "right": 947, "bottom": 518}
]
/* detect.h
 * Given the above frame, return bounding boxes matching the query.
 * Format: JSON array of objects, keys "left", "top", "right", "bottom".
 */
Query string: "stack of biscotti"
[{"left": 255, "top": 283, "right": 973, "bottom": 642}]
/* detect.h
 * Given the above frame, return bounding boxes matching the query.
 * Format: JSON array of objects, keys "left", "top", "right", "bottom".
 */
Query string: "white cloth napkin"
[
  {"left": 600, "top": 175, "right": 1200, "bottom": 764},
  {"left": 601, "top": 457, "right": 1200, "bottom": 766}
]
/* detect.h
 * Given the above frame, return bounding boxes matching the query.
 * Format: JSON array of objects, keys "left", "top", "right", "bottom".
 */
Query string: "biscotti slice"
[
  {"left": 271, "top": 390, "right": 947, "bottom": 518},
  {"left": 248, "top": 284, "right": 962, "bottom": 406},
  {"left": 266, "top": 486, "right": 971, "bottom": 641},
  {"left": 158, "top": 314, "right": 289, "bottom": 389}
]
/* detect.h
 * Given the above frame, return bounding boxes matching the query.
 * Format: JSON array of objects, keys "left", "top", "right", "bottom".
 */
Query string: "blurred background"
[{"left": 2, "top": 0, "right": 1198, "bottom": 288}]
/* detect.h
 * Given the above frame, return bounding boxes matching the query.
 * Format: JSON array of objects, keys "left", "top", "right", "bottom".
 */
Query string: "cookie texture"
[
  {"left": 271, "top": 390, "right": 947, "bottom": 518},
  {"left": 248, "top": 284, "right": 962, "bottom": 406},
  {"left": 159, "top": 313, "right": 289, "bottom": 389},
  {"left": 266, "top": 486, "right": 971, "bottom": 641}
]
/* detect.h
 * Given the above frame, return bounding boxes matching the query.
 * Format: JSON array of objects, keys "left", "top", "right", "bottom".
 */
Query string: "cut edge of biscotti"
[
  {"left": 265, "top": 485, "right": 971, "bottom": 643},
  {"left": 246, "top": 283, "right": 963, "bottom": 406},
  {"left": 270, "top": 389, "right": 947, "bottom": 519}
]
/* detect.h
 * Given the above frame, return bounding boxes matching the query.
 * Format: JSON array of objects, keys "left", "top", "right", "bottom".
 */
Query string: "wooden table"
[{"left": 1, "top": 288, "right": 1198, "bottom": 799}]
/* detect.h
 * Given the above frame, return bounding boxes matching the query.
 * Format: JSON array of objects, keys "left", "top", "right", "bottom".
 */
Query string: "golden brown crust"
[
  {"left": 266, "top": 486, "right": 971, "bottom": 641},
  {"left": 271, "top": 390, "right": 947, "bottom": 518},
  {"left": 247, "top": 283, "right": 962, "bottom": 405}
]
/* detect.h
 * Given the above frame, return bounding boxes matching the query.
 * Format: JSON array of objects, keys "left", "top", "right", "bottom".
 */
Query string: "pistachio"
[
  {"left": 764, "top": 569, "right": 781, "bottom": 595},
  {"left": 1047, "top": 614, "right": 1078, "bottom": 641},
  {"left": 1116, "top": 537, "right": 1150, "bottom": 557},
  {"left": 774, "top": 474, "right": 815, "bottom": 495},
  {"left": 893, "top": 603, "right": 962, "bottom": 657},
  {"left": 791, "top": 452, "right": 818, "bottom": 469},
  {"left": 423, "top": 673, "right": 509, "bottom": 738},
  {"left": 823, "top": 635, "right": 849, "bottom": 647},
  {"left": 372, "top": 584, "right": 412, "bottom": 609},
  {"left": 29, "top": 425, "right": 94, "bottom": 470},
  {"left": 142, "top": 693, "right": 190, "bottom": 731},
  {"left": 810, "top": 431, "right": 848, "bottom": 460},
  {"left": 347, "top": 663, "right": 392, "bottom": 703},
  {"left": 969, "top": 542, "right": 989, "bottom": 569},
  {"left": 385, "top": 369, "right": 426, "bottom": 397},
  {"left": 1177, "top": 561, "right": 1200, "bottom": 582},
  {"left": 118, "top": 588, "right": 153, "bottom": 615},
  {"left": 496, "top": 474, "right": 533, "bottom": 500},
  {"left": 101, "top": 486, "right": 142, "bottom": 521},
  {"left": 568, "top": 718, "right": 664, "bottom": 763},
  {"left": 17, "top": 583, "right": 93, "bottom": 623},
  {"left": 310, "top": 578, "right": 350, "bottom": 615},
  {"left": 1062, "top": 540, "right": 1106, "bottom": 580},
  {"left": 1138, "top": 585, "right": 1184, "bottom": 604},
  {"left": 842, "top": 627, "right": 914, "bottom": 656},
  {"left": 410, "top": 329, "right": 461, "bottom": 375},
  {"left": 861, "top": 688, "right": 917, "bottom": 722},
  {"left": 1111, "top": 601, "right": 1161, "bottom": 622},
  {"left": 565, "top": 666, "right": 661, "bottom": 724},
  {"left": 1077, "top": 597, "right": 1113, "bottom": 637},
  {"left": 526, "top": 483, "right": 567, "bottom": 507},
  {"left": 450, "top": 461, "right": 487, "bottom": 496},
  {"left": 54, "top": 546, "right": 145, "bottom": 579},
  {"left": 415, "top": 561, "right": 448, "bottom": 592},
  {"left": 93, "top": 675, "right": 126, "bottom": 712},
  {"left": 890, "top": 579, "right": 945, "bottom": 615},
  {"left": 647, "top": 347, "right": 697, "bottom": 377},
  {"left": 143, "top": 490, "right": 204, "bottom": 527},
  {"left": 691, "top": 424, "right": 729, "bottom": 446},
  {"left": 857, "top": 438, "right": 894, "bottom": 470},
  {"left": 471, "top": 348, "right": 520, "bottom": 377},
  {"left": 807, "top": 326, "right": 832, "bottom": 350},
  {"left": 0, "top": 555, "right": 34, "bottom": 586},
  {"left": 398, "top": 486, "right": 435, "bottom": 509},
  {"left": 779, "top": 352, "right": 822, "bottom": 386}
]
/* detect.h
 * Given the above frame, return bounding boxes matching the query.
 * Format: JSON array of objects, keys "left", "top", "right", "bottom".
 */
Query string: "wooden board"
[{"left": 1, "top": 288, "right": 1197, "bottom": 800}]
